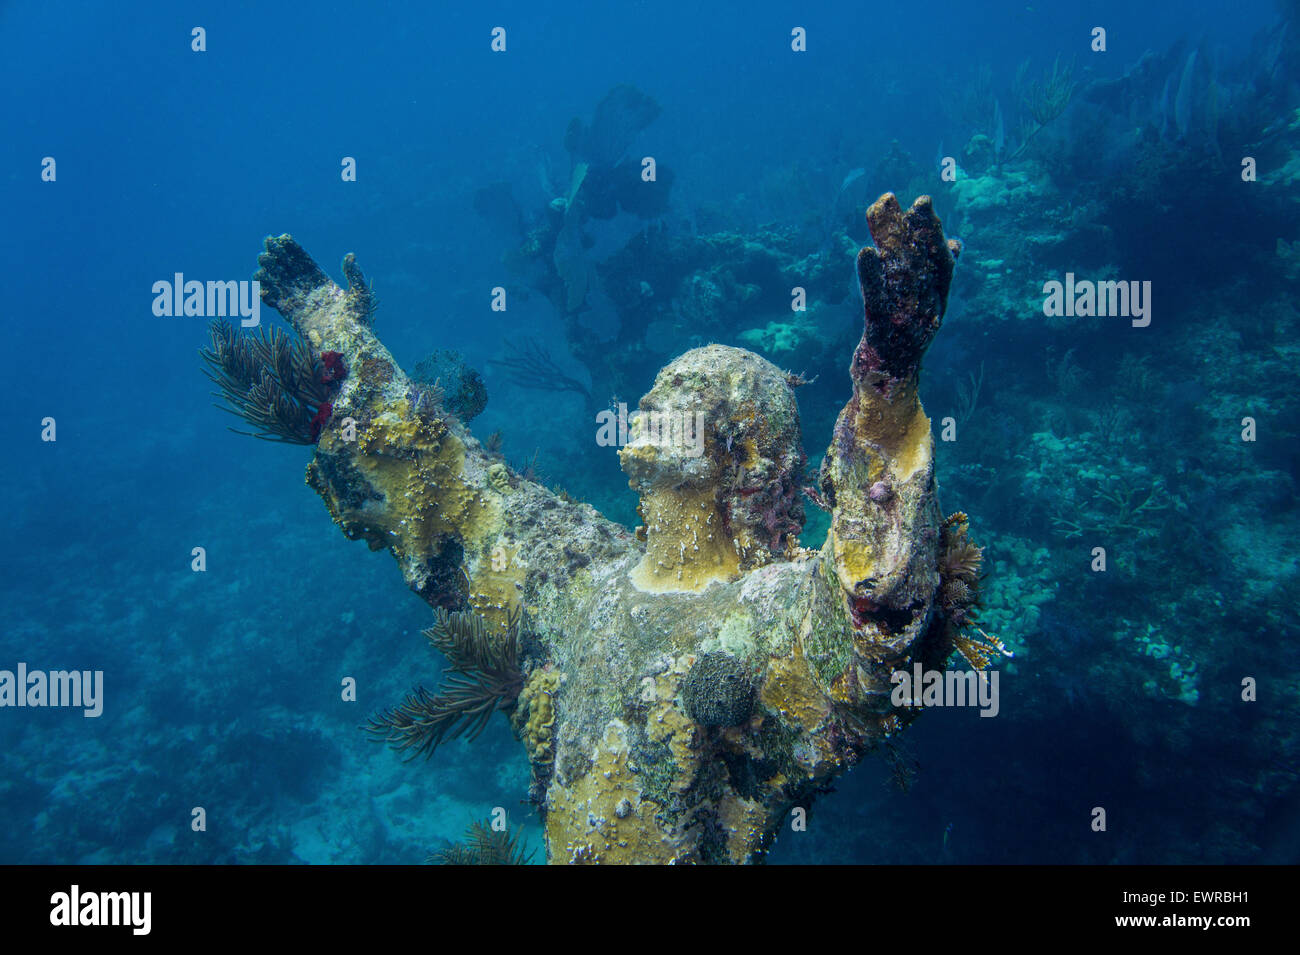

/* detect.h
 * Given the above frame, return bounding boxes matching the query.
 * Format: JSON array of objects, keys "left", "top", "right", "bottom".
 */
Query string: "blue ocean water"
[{"left": 1, "top": 0, "right": 1296, "bottom": 864}]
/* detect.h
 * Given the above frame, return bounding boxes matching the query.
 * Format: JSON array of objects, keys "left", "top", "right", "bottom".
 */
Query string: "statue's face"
[
  {"left": 619, "top": 390, "right": 716, "bottom": 490},
  {"left": 620, "top": 344, "right": 806, "bottom": 568}
]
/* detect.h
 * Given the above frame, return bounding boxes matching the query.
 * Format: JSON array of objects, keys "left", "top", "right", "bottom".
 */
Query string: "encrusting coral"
[{"left": 210, "top": 193, "right": 1005, "bottom": 863}]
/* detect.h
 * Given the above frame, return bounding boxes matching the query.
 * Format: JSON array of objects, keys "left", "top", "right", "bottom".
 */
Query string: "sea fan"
[
  {"left": 487, "top": 337, "right": 592, "bottom": 400},
  {"left": 365, "top": 607, "right": 524, "bottom": 760},
  {"left": 430, "top": 819, "right": 534, "bottom": 865},
  {"left": 199, "top": 319, "right": 336, "bottom": 444}
]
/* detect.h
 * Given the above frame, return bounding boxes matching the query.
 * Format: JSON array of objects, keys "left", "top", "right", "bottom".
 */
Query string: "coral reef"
[
  {"left": 15, "top": 2, "right": 1300, "bottom": 871},
  {"left": 1012, "top": 56, "right": 1077, "bottom": 159},
  {"left": 563, "top": 84, "right": 671, "bottom": 220},
  {"left": 216, "top": 195, "right": 992, "bottom": 863},
  {"left": 480, "top": 90, "right": 854, "bottom": 425}
]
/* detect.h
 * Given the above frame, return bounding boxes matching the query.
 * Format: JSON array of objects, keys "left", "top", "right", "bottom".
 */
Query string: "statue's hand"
[{"left": 852, "top": 194, "right": 962, "bottom": 386}]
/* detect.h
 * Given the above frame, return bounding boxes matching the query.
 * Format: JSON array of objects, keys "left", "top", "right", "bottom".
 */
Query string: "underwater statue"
[{"left": 201, "top": 193, "right": 1001, "bottom": 863}]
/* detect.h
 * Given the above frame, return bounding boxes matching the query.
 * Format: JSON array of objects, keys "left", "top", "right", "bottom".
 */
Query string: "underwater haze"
[{"left": 1, "top": 0, "right": 1298, "bottom": 864}]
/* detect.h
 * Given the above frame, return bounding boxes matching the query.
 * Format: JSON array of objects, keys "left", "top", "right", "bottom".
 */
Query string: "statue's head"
[{"left": 620, "top": 344, "right": 806, "bottom": 593}]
